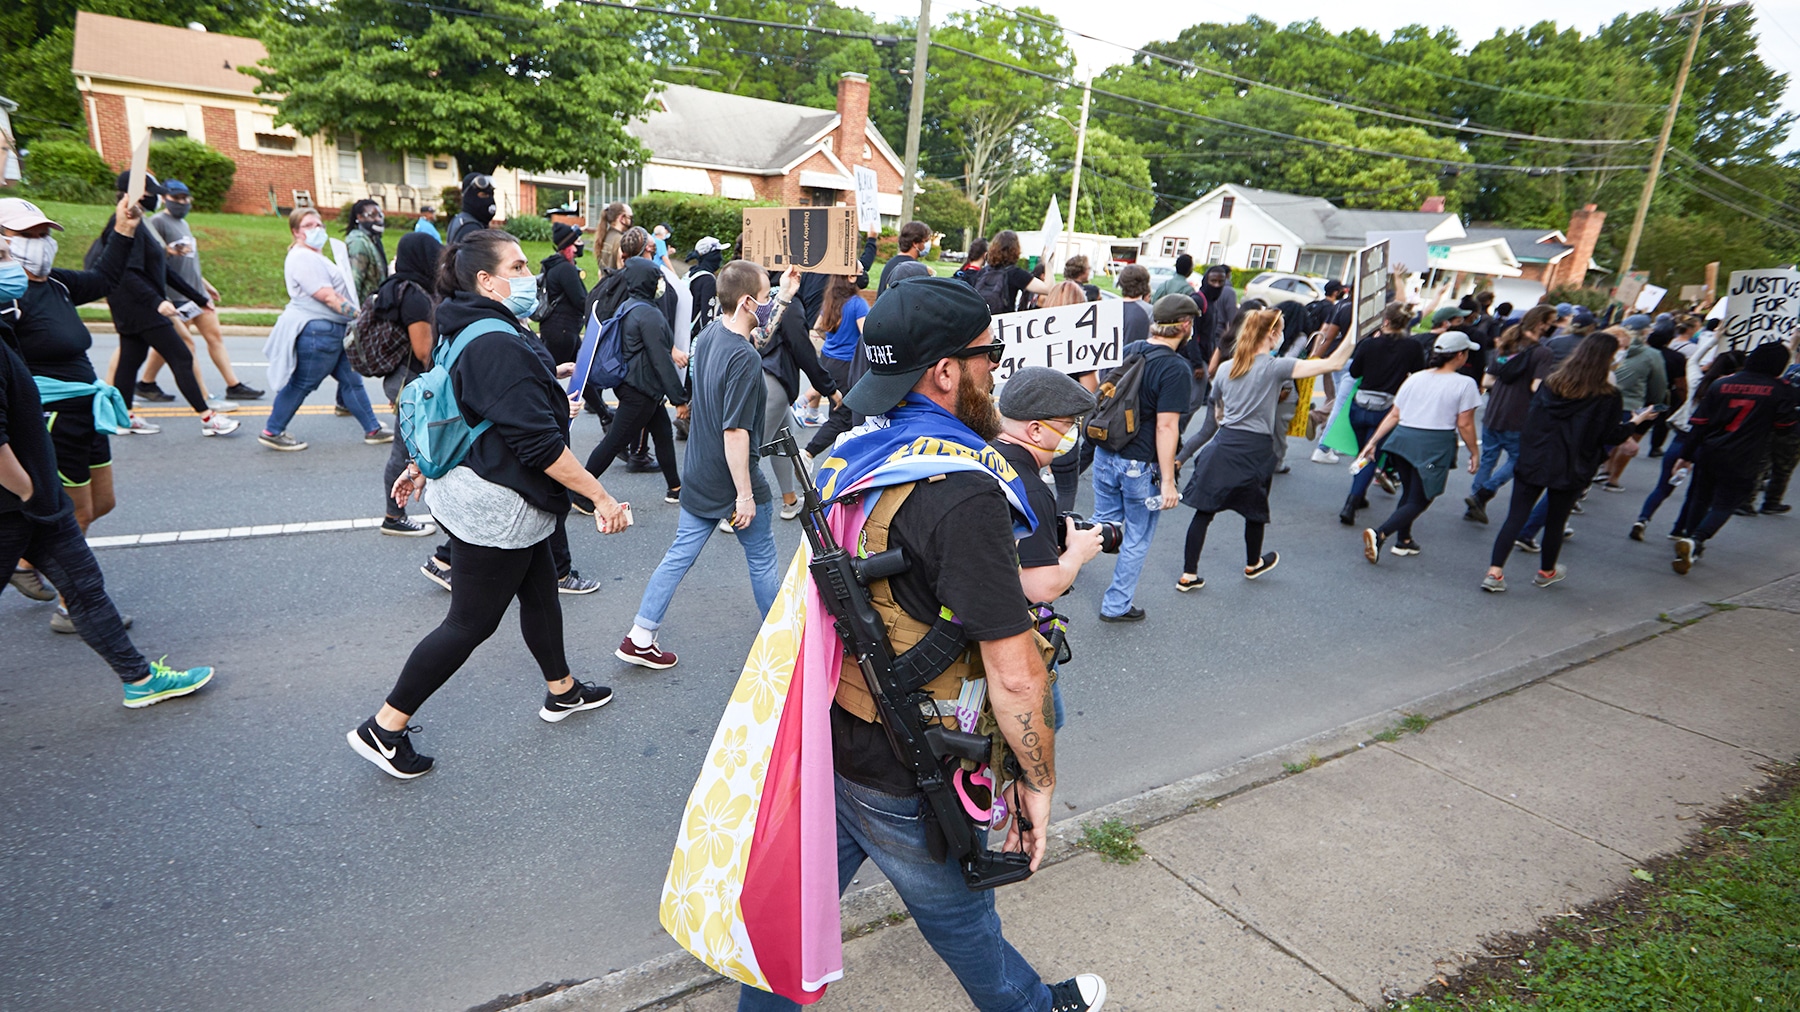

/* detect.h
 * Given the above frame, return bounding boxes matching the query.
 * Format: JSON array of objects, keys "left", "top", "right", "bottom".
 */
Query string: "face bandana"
[{"left": 9, "top": 235, "right": 57, "bottom": 277}]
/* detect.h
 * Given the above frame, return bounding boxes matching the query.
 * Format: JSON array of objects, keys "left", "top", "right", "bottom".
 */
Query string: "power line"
[
  {"left": 1661, "top": 172, "right": 1800, "bottom": 238},
  {"left": 966, "top": 0, "right": 1653, "bottom": 145},
  {"left": 1667, "top": 148, "right": 1800, "bottom": 219}
]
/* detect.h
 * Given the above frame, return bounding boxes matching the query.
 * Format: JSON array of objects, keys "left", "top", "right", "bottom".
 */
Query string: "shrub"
[
  {"left": 148, "top": 138, "right": 237, "bottom": 211},
  {"left": 22, "top": 139, "right": 113, "bottom": 190},
  {"left": 504, "top": 215, "right": 553, "bottom": 242},
  {"left": 24, "top": 175, "right": 113, "bottom": 205},
  {"left": 913, "top": 178, "right": 979, "bottom": 244},
  {"left": 627, "top": 192, "right": 779, "bottom": 253},
  {"left": 440, "top": 185, "right": 461, "bottom": 217}
]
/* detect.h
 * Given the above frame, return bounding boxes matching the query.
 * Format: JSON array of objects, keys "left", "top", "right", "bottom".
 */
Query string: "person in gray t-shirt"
[
  {"left": 139, "top": 179, "right": 261, "bottom": 401},
  {"left": 614, "top": 261, "right": 799, "bottom": 672}
]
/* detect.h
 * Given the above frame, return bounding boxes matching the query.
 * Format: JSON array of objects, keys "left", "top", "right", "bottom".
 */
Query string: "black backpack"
[
  {"left": 346, "top": 279, "right": 421, "bottom": 377},
  {"left": 971, "top": 268, "right": 1014, "bottom": 317},
  {"left": 1085, "top": 351, "right": 1151, "bottom": 451}
]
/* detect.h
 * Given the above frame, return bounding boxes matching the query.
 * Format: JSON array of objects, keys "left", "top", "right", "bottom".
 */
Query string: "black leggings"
[
  {"left": 1372, "top": 457, "right": 1433, "bottom": 542},
  {"left": 386, "top": 532, "right": 569, "bottom": 715},
  {"left": 1182, "top": 509, "right": 1264, "bottom": 572},
  {"left": 584, "top": 383, "right": 680, "bottom": 490},
  {"left": 1490, "top": 482, "right": 1577, "bottom": 571},
  {"left": 113, "top": 321, "right": 207, "bottom": 412},
  {"left": 805, "top": 355, "right": 857, "bottom": 457},
  {"left": 433, "top": 512, "right": 572, "bottom": 579}
]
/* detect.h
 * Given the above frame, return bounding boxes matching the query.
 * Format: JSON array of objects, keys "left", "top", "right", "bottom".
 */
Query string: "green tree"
[
  {"left": 248, "top": 0, "right": 651, "bottom": 177},
  {"left": 989, "top": 126, "right": 1154, "bottom": 236},
  {"left": 1278, "top": 112, "right": 1474, "bottom": 211},
  {"left": 912, "top": 177, "right": 979, "bottom": 247}
]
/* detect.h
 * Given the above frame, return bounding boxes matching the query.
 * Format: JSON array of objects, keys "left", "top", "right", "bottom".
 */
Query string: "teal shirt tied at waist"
[
  {"left": 1381, "top": 425, "right": 1459, "bottom": 500},
  {"left": 33, "top": 377, "right": 131, "bottom": 435}
]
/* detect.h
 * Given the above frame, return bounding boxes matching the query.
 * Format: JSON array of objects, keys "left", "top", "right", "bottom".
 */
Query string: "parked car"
[{"left": 1243, "top": 271, "right": 1327, "bottom": 305}]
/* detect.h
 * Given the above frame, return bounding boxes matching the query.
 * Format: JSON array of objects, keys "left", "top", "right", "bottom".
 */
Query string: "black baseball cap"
[
  {"left": 1323, "top": 279, "right": 1345, "bottom": 295},
  {"left": 114, "top": 170, "right": 164, "bottom": 196},
  {"left": 845, "top": 277, "right": 993, "bottom": 416}
]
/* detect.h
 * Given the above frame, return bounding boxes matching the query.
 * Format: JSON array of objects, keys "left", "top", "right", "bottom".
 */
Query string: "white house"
[{"left": 1138, "top": 184, "right": 1469, "bottom": 282}]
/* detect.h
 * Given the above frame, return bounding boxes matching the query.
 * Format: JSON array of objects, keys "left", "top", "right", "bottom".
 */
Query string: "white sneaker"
[
  {"left": 208, "top": 398, "right": 239, "bottom": 413},
  {"left": 1311, "top": 447, "right": 1340, "bottom": 464},
  {"left": 126, "top": 415, "right": 161, "bottom": 435},
  {"left": 200, "top": 413, "right": 240, "bottom": 437},
  {"left": 780, "top": 500, "right": 803, "bottom": 520}
]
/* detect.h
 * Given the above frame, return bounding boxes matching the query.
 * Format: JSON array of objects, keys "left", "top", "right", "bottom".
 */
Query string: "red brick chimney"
[
  {"left": 836, "top": 72, "right": 871, "bottom": 162},
  {"left": 1555, "top": 204, "right": 1606, "bottom": 290},
  {"left": 1419, "top": 195, "right": 1446, "bottom": 213}
]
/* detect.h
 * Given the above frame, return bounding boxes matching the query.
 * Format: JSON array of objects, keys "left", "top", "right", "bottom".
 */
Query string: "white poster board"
[
  {"left": 1720, "top": 268, "right": 1800, "bottom": 351},
  {"left": 990, "top": 298, "right": 1124, "bottom": 387},
  {"left": 853, "top": 165, "right": 880, "bottom": 234},
  {"left": 1039, "top": 197, "right": 1063, "bottom": 268},
  {"left": 1364, "top": 230, "right": 1428, "bottom": 276},
  {"left": 1352, "top": 240, "right": 1391, "bottom": 341},
  {"left": 1634, "top": 284, "right": 1667, "bottom": 312}
]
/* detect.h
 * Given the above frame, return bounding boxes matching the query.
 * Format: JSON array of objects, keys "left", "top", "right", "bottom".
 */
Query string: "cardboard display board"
[
  {"left": 853, "top": 166, "right": 880, "bottom": 234},
  {"left": 1720, "top": 268, "right": 1800, "bottom": 351},
  {"left": 1615, "top": 270, "right": 1649, "bottom": 312},
  {"left": 740, "top": 207, "right": 859, "bottom": 274},
  {"left": 989, "top": 299, "right": 1125, "bottom": 387},
  {"left": 1634, "top": 284, "right": 1667, "bottom": 312},
  {"left": 1679, "top": 284, "right": 1708, "bottom": 304},
  {"left": 1352, "top": 240, "right": 1390, "bottom": 341},
  {"left": 125, "top": 133, "right": 152, "bottom": 207}
]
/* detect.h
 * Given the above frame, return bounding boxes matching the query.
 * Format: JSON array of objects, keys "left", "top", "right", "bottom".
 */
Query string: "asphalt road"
[{"left": 4, "top": 334, "right": 1796, "bottom": 1011}]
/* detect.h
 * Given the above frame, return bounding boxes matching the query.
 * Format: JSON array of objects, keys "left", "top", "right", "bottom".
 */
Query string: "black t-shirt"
[
  {"left": 1122, "top": 300, "right": 1150, "bottom": 346},
  {"left": 0, "top": 336, "right": 74, "bottom": 524},
  {"left": 1320, "top": 299, "right": 1354, "bottom": 356},
  {"left": 1484, "top": 342, "right": 1554, "bottom": 432},
  {"left": 1348, "top": 334, "right": 1426, "bottom": 395},
  {"left": 997, "top": 265, "right": 1035, "bottom": 314},
  {"left": 1080, "top": 283, "right": 1101, "bottom": 302},
  {"left": 994, "top": 440, "right": 1059, "bottom": 571},
  {"left": 831, "top": 471, "right": 1033, "bottom": 795},
  {"left": 393, "top": 281, "right": 435, "bottom": 374},
  {"left": 1118, "top": 341, "right": 1191, "bottom": 462}
]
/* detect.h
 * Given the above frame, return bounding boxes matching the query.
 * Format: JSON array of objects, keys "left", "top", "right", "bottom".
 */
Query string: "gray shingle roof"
[
  {"left": 626, "top": 82, "right": 903, "bottom": 176},
  {"left": 1222, "top": 185, "right": 1459, "bottom": 248},
  {"left": 1460, "top": 227, "right": 1572, "bottom": 264}
]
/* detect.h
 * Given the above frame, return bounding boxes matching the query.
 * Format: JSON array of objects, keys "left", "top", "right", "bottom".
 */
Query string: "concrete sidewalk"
[{"left": 522, "top": 576, "right": 1800, "bottom": 1012}]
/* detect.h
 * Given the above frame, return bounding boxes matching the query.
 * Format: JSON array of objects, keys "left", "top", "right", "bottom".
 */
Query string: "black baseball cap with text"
[{"left": 844, "top": 277, "right": 993, "bottom": 416}]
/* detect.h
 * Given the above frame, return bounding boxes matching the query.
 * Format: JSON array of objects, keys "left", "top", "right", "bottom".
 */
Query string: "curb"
[{"left": 497, "top": 593, "right": 1751, "bottom": 1012}]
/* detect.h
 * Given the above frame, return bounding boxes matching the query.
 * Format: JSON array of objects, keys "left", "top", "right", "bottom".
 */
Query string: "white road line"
[{"left": 87, "top": 515, "right": 411, "bottom": 550}]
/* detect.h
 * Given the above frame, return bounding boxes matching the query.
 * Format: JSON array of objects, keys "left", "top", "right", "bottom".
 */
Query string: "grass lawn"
[{"left": 1402, "top": 766, "right": 1799, "bottom": 1011}]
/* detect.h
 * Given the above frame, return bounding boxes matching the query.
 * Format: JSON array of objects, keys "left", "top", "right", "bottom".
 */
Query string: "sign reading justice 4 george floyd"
[
  {"left": 990, "top": 299, "right": 1125, "bottom": 388},
  {"left": 1720, "top": 268, "right": 1800, "bottom": 351}
]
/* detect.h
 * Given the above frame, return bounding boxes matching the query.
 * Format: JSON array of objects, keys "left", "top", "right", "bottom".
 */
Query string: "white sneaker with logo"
[{"left": 201, "top": 413, "right": 241, "bottom": 437}]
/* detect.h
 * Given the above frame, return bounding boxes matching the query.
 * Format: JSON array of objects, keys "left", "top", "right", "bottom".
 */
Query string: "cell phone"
[{"left": 1644, "top": 404, "right": 1667, "bottom": 415}]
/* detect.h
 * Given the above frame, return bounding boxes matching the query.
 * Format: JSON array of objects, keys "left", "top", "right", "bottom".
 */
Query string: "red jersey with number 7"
[{"left": 1685, "top": 369, "right": 1798, "bottom": 474}]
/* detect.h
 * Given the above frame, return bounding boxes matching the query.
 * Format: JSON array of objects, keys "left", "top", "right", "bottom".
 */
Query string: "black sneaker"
[
  {"left": 557, "top": 569, "right": 601, "bottom": 595},
  {"left": 1463, "top": 495, "right": 1488, "bottom": 524},
  {"left": 663, "top": 487, "right": 682, "bottom": 505},
  {"left": 135, "top": 381, "right": 174, "bottom": 402},
  {"left": 1734, "top": 505, "right": 1760, "bottom": 517},
  {"left": 347, "top": 718, "right": 434, "bottom": 779},
  {"left": 224, "top": 382, "right": 265, "bottom": 400},
  {"left": 1764, "top": 503, "right": 1793, "bottom": 514},
  {"left": 381, "top": 516, "right": 437, "bottom": 537},
  {"left": 420, "top": 557, "right": 452, "bottom": 591},
  {"left": 624, "top": 452, "right": 659, "bottom": 473},
  {"left": 1630, "top": 520, "right": 1647, "bottom": 541},
  {"left": 1098, "top": 606, "right": 1145, "bottom": 623},
  {"left": 1047, "top": 974, "right": 1108, "bottom": 1012},
  {"left": 1514, "top": 537, "right": 1540, "bottom": 553},
  {"left": 539, "top": 680, "right": 614, "bottom": 723}
]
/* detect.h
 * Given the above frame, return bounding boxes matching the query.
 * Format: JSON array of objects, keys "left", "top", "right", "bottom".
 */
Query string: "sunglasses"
[{"left": 950, "top": 342, "right": 1004, "bottom": 364}]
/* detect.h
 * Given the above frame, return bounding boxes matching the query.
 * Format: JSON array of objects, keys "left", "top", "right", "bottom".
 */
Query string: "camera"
[{"left": 1052, "top": 512, "right": 1123, "bottom": 555}]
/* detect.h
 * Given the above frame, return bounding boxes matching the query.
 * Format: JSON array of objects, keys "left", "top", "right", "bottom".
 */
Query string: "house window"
[
  {"left": 405, "top": 155, "right": 429, "bottom": 187},
  {"left": 1219, "top": 196, "right": 1234, "bottom": 219},
  {"left": 589, "top": 165, "right": 642, "bottom": 209},
  {"left": 255, "top": 133, "right": 296, "bottom": 153},
  {"left": 150, "top": 127, "right": 187, "bottom": 143},
  {"left": 336, "top": 134, "right": 359, "bottom": 181},
  {"left": 1207, "top": 242, "right": 1224, "bottom": 265},
  {"left": 1247, "top": 244, "right": 1265, "bottom": 269},
  {"left": 1262, "top": 245, "right": 1280, "bottom": 269},
  {"left": 1160, "top": 236, "right": 1188, "bottom": 257},
  {"left": 805, "top": 187, "right": 837, "bottom": 207},
  {"left": 1247, "top": 244, "right": 1280, "bottom": 270}
]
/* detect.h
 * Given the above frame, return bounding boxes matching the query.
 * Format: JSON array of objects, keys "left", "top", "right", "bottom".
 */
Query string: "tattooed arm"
[{"left": 980, "top": 629, "right": 1055, "bottom": 871}]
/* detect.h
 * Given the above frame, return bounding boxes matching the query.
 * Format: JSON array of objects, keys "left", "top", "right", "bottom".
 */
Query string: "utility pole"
[
  {"left": 1063, "top": 78, "right": 1091, "bottom": 264},
  {"left": 1620, "top": 0, "right": 1737, "bottom": 282},
  {"left": 899, "top": 0, "right": 931, "bottom": 223}
]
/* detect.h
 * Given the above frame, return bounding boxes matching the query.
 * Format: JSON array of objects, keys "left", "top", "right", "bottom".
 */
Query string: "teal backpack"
[{"left": 397, "top": 319, "right": 512, "bottom": 479}]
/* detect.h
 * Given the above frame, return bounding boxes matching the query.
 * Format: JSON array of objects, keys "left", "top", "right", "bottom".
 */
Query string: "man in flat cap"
[{"left": 715, "top": 277, "right": 1108, "bottom": 1012}]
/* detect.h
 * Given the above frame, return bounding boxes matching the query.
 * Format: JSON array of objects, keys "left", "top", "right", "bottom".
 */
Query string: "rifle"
[{"left": 762, "top": 427, "right": 1035, "bottom": 891}]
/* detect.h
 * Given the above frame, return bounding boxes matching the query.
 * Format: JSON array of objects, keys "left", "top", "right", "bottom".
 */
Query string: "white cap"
[
  {"left": 0, "top": 198, "right": 64, "bottom": 232},
  {"left": 693, "top": 236, "right": 727, "bottom": 255},
  {"left": 1433, "top": 331, "right": 1477, "bottom": 355}
]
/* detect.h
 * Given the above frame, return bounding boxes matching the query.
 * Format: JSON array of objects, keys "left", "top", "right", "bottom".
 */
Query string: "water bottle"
[
  {"left": 1670, "top": 465, "right": 1690, "bottom": 488},
  {"left": 1144, "top": 495, "right": 1164, "bottom": 511}
]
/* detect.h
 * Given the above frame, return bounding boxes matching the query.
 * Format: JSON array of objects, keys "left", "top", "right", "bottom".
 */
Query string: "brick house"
[{"left": 619, "top": 74, "right": 905, "bottom": 219}]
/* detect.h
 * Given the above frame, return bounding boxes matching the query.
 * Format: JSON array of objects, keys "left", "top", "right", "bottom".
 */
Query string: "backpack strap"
[{"left": 437, "top": 318, "right": 517, "bottom": 369}]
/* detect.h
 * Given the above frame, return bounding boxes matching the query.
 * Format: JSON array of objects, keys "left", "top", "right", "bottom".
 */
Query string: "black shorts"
[{"left": 44, "top": 396, "right": 112, "bottom": 488}]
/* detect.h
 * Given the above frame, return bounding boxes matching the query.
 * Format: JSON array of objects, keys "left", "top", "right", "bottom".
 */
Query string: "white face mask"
[
  {"left": 11, "top": 234, "right": 57, "bottom": 277},
  {"left": 302, "top": 225, "right": 327, "bottom": 250},
  {"left": 1039, "top": 421, "right": 1077, "bottom": 458}
]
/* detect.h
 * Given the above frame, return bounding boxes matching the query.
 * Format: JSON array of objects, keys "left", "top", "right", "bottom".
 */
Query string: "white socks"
[{"left": 628, "top": 625, "right": 655, "bottom": 648}]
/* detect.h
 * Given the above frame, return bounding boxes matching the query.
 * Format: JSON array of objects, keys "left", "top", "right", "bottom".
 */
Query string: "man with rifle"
[{"left": 721, "top": 277, "right": 1107, "bottom": 1011}]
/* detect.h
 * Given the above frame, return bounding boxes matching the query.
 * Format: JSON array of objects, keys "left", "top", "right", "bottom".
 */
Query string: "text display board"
[{"left": 990, "top": 299, "right": 1125, "bottom": 387}]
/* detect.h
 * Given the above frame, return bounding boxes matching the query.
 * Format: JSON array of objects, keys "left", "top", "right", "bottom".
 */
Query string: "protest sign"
[
  {"left": 1039, "top": 197, "right": 1064, "bottom": 267},
  {"left": 1634, "top": 284, "right": 1667, "bottom": 312},
  {"left": 1615, "top": 270, "right": 1649, "bottom": 312},
  {"left": 1720, "top": 268, "right": 1800, "bottom": 351},
  {"left": 1365, "top": 230, "right": 1427, "bottom": 276},
  {"left": 1353, "top": 240, "right": 1390, "bottom": 340},
  {"left": 125, "top": 132, "right": 152, "bottom": 207},
  {"left": 990, "top": 298, "right": 1124, "bottom": 388},
  {"left": 740, "top": 207, "right": 858, "bottom": 274},
  {"left": 853, "top": 166, "right": 879, "bottom": 233},
  {"left": 1679, "top": 284, "right": 1707, "bottom": 304}
]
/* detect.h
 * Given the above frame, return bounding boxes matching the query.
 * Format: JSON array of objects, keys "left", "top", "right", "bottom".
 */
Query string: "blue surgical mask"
[
  {"left": 302, "top": 226, "right": 327, "bottom": 250},
  {"left": 0, "top": 261, "right": 27, "bottom": 300},
  {"left": 503, "top": 273, "right": 539, "bottom": 318}
]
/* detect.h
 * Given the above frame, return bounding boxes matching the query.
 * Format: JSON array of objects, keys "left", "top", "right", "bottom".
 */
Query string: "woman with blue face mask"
[
  {"left": 257, "top": 207, "right": 390, "bottom": 451},
  {"left": 350, "top": 228, "right": 633, "bottom": 779}
]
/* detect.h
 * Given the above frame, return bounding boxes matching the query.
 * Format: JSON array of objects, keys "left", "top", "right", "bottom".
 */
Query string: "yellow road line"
[{"left": 131, "top": 405, "right": 397, "bottom": 418}]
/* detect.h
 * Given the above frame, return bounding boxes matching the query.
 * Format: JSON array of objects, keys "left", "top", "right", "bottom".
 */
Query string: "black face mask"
[
  {"left": 466, "top": 190, "right": 496, "bottom": 223},
  {"left": 138, "top": 194, "right": 158, "bottom": 213}
]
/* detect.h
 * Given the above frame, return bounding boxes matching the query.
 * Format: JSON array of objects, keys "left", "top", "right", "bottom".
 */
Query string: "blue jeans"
[
  {"left": 1090, "top": 448, "right": 1160, "bottom": 617},
  {"left": 266, "top": 319, "right": 379, "bottom": 436},
  {"left": 736, "top": 775, "right": 1051, "bottom": 1012},
  {"left": 1345, "top": 403, "right": 1389, "bottom": 502},
  {"left": 1637, "top": 430, "right": 1691, "bottom": 527},
  {"left": 634, "top": 505, "right": 779, "bottom": 630},
  {"left": 1472, "top": 428, "right": 1522, "bottom": 498}
]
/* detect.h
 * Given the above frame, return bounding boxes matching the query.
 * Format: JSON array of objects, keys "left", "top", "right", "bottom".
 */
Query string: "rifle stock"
[{"left": 761, "top": 428, "right": 1034, "bottom": 891}]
